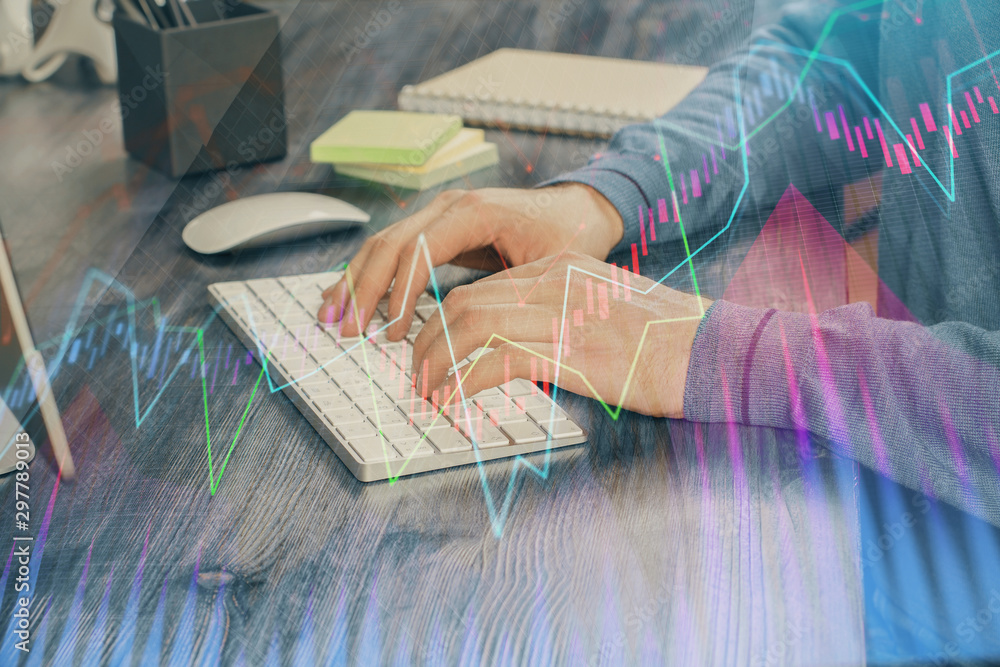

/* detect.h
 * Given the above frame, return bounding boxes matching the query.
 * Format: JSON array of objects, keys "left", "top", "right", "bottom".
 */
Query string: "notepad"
[
  {"left": 335, "top": 141, "right": 498, "bottom": 190},
  {"left": 339, "top": 128, "right": 483, "bottom": 172},
  {"left": 310, "top": 110, "right": 463, "bottom": 165},
  {"left": 398, "top": 48, "right": 708, "bottom": 138}
]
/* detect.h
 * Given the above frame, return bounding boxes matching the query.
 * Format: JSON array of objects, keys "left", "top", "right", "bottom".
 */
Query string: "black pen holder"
[{"left": 112, "top": 1, "right": 287, "bottom": 178}]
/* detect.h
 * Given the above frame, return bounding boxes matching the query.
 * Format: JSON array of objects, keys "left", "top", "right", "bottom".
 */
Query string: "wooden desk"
[{"left": 0, "top": 1, "right": 864, "bottom": 663}]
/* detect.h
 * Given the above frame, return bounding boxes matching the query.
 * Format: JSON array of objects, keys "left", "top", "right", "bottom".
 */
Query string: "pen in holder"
[{"left": 112, "top": 0, "right": 286, "bottom": 178}]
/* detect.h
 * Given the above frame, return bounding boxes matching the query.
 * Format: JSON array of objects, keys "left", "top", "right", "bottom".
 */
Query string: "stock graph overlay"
[{"left": 2, "top": 0, "right": 1000, "bottom": 664}]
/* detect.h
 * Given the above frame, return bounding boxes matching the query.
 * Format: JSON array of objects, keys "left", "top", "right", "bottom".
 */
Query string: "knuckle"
[
  {"left": 438, "top": 188, "right": 466, "bottom": 204},
  {"left": 444, "top": 285, "right": 471, "bottom": 312},
  {"left": 457, "top": 306, "right": 483, "bottom": 332},
  {"left": 398, "top": 239, "right": 419, "bottom": 264},
  {"left": 459, "top": 189, "right": 482, "bottom": 207}
]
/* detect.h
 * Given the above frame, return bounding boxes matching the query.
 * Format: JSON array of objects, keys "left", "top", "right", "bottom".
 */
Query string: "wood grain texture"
[{"left": 0, "top": 1, "right": 863, "bottom": 664}]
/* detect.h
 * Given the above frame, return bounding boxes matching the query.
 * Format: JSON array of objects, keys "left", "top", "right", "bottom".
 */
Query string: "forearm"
[{"left": 685, "top": 300, "right": 1000, "bottom": 525}]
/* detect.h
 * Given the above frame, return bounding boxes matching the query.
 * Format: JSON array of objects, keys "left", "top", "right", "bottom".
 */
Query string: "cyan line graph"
[{"left": 5, "top": 0, "right": 998, "bottom": 537}]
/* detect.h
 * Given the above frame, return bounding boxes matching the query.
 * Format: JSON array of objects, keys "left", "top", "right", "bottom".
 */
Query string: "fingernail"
[{"left": 318, "top": 300, "right": 335, "bottom": 325}]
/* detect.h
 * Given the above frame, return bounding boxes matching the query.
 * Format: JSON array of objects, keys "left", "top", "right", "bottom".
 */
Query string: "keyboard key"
[
  {"left": 330, "top": 333, "right": 365, "bottom": 347},
  {"left": 293, "top": 369, "right": 331, "bottom": 385},
  {"left": 278, "top": 276, "right": 306, "bottom": 290},
  {"left": 212, "top": 282, "right": 249, "bottom": 299},
  {"left": 367, "top": 410, "right": 408, "bottom": 429},
  {"left": 318, "top": 355, "right": 356, "bottom": 374},
  {"left": 302, "top": 382, "right": 342, "bottom": 398},
  {"left": 514, "top": 394, "right": 551, "bottom": 411},
  {"left": 248, "top": 279, "right": 283, "bottom": 296},
  {"left": 343, "top": 385, "right": 385, "bottom": 404},
  {"left": 427, "top": 428, "right": 472, "bottom": 453},
  {"left": 313, "top": 395, "right": 354, "bottom": 413},
  {"left": 246, "top": 277, "right": 281, "bottom": 292},
  {"left": 312, "top": 272, "right": 342, "bottom": 290},
  {"left": 456, "top": 420, "right": 509, "bottom": 448},
  {"left": 349, "top": 435, "right": 396, "bottom": 463},
  {"left": 537, "top": 418, "right": 584, "bottom": 439},
  {"left": 500, "top": 378, "right": 536, "bottom": 397},
  {"left": 473, "top": 393, "right": 510, "bottom": 412},
  {"left": 331, "top": 368, "right": 371, "bottom": 389},
  {"left": 394, "top": 439, "right": 435, "bottom": 459},
  {"left": 379, "top": 424, "right": 420, "bottom": 444},
  {"left": 527, "top": 405, "right": 567, "bottom": 423},
  {"left": 279, "top": 309, "right": 319, "bottom": 327},
  {"left": 500, "top": 421, "right": 547, "bottom": 444},
  {"left": 284, "top": 365, "right": 321, "bottom": 385},
  {"left": 324, "top": 407, "right": 366, "bottom": 425},
  {"left": 396, "top": 398, "right": 435, "bottom": 419},
  {"left": 486, "top": 406, "right": 529, "bottom": 425},
  {"left": 337, "top": 422, "right": 377, "bottom": 441},
  {"left": 262, "top": 293, "right": 295, "bottom": 311},
  {"left": 346, "top": 344, "right": 377, "bottom": 365},
  {"left": 309, "top": 346, "right": 345, "bottom": 366},
  {"left": 291, "top": 323, "right": 327, "bottom": 344},
  {"left": 411, "top": 413, "right": 450, "bottom": 432}
]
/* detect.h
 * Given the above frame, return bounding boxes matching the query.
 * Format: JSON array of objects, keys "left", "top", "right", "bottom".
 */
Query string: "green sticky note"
[{"left": 310, "top": 110, "right": 463, "bottom": 166}]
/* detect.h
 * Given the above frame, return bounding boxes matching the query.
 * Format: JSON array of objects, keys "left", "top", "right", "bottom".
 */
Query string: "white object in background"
[
  {"left": 182, "top": 192, "right": 371, "bottom": 254},
  {"left": 0, "top": 0, "right": 44, "bottom": 75},
  {"left": 20, "top": 0, "right": 117, "bottom": 84},
  {"left": 0, "top": 395, "right": 35, "bottom": 475}
]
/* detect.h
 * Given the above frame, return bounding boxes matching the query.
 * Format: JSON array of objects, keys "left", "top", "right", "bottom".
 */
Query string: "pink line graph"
[
  {"left": 906, "top": 134, "right": 921, "bottom": 166},
  {"left": 920, "top": 102, "right": 938, "bottom": 132},
  {"left": 690, "top": 170, "right": 702, "bottom": 198},
  {"left": 893, "top": 144, "right": 912, "bottom": 174},
  {"left": 944, "top": 126, "right": 958, "bottom": 157},
  {"left": 965, "top": 91, "right": 981, "bottom": 123},
  {"left": 825, "top": 111, "right": 839, "bottom": 140},
  {"left": 875, "top": 118, "right": 893, "bottom": 167},
  {"left": 854, "top": 126, "right": 868, "bottom": 158},
  {"left": 839, "top": 105, "right": 854, "bottom": 151},
  {"left": 910, "top": 117, "right": 925, "bottom": 149}
]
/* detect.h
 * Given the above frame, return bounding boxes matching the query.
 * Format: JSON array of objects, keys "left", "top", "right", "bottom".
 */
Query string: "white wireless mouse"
[{"left": 182, "top": 192, "right": 370, "bottom": 254}]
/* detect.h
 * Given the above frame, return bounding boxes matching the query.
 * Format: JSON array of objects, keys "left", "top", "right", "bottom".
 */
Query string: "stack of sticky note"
[{"left": 309, "top": 110, "right": 499, "bottom": 190}]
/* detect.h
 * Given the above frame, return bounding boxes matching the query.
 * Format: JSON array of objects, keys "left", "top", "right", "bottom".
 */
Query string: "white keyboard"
[{"left": 208, "top": 272, "right": 586, "bottom": 481}]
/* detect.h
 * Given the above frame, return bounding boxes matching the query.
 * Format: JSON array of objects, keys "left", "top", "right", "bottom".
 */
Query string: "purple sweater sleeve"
[{"left": 685, "top": 300, "right": 1000, "bottom": 525}]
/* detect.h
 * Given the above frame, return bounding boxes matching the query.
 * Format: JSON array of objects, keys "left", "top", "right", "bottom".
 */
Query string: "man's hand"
[
  {"left": 318, "top": 184, "right": 624, "bottom": 339},
  {"left": 411, "top": 253, "right": 712, "bottom": 419}
]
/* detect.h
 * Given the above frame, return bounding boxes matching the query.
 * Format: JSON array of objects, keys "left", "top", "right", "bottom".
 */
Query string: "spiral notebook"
[{"left": 398, "top": 48, "right": 708, "bottom": 138}]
